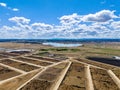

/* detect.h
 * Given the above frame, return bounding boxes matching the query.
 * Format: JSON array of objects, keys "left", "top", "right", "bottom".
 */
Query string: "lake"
[{"left": 42, "top": 42, "right": 83, "bottom": 47}]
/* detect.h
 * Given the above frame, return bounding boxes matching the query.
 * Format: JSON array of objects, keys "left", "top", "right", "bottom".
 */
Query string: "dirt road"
[
  {"left": 85, "top": 65, "right": 94, "bottom": 90},
  {"left": 107, "top": 70, "right": 120, "bottom": 89}
]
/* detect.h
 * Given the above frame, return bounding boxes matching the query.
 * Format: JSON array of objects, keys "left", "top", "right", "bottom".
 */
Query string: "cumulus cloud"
[
  {"left": 82, "top": 10, "right": 118, "bottom": 22},
  {"left": 9, "top": 16, "right": 31, "bottom": 24},
  {"left": 0, "top": 10, "right": 120, "bottom": 39},
  {"left": 0, "top": 2, "right": 7, "bottom": 7},
  {"left": 59, "top": 13, "right": 81, "bottom": 25},
  {"left": 59, "top": 10, "right": 118, "bottom": 25},
  {"left": 110, "top": 21, "right": 120, "bottom": 29},
  {"left": 31, "top": 23, "right": 53, "bottom": 30}
]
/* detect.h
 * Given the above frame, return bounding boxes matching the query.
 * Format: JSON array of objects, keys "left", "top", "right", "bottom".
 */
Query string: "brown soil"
[
  {"left": 38, "top": 73, "right": 57, "bottom": 81},
  {"left": 59, "top": 62, "right": 86, "bottom": 90},
  {"left": 0, "top": 66, "right": 20, "bottom": 81},
  {"left": 112, "top": 68, "right": 120, "bottom": 79},
  {"left": 15, "top": 57, "right": 52, "bottom": 66},
  {"left": 21, "top": 62, "right": 69, "bottom": 90},
  {"left": 45, "top": 68, "right": 63, "bottom": 75},
  {"left": 59, "top": 84, "right": 85, "bottom": 90},
  {"left": 36, "top": 52, "right": 68, "bottom": 60},
  {"left": 0, "top": 42, "right": 50, "bottom": 50},
  {"left": 20, "top": 79, "right": 52, "bottom": 90},
  {"left": 90, "top": 67, "right": 119, "bottom": 90},
  {"left": 0, "top": 69, "right": 41, "bottom": 90},
  {"left": 37, "top": 62, "right": 69, "bottom": 81},
  {"left": 51, "top": 62, "right": 69, "bottom": 69},
  {"left": 0, "top": 54, "right": 9, "bottom": 59},
  {"left": 26, "top": 55, "right": 60, "bottom": 62},
  {"left": 0, "top": 59, "right": 39, "bottom": 72}
]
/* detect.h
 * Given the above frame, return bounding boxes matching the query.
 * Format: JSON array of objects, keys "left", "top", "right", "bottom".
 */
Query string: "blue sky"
[{"left": 0, "top": 0, "right": 120, "bottom": 39}]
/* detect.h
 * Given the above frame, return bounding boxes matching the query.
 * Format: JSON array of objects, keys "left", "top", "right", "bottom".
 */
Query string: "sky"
[{"left": 0, "top": 0, "right": 120, "bottom": 39}]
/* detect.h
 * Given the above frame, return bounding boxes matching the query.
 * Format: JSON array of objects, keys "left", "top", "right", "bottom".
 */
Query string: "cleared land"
[
  {"left": 90, "top": 67, "right": 119, "bottom": 90},
  {"left": 36, "top": 52, "right": 68, "bottom": 60},
  {"left": 112, "top": 69, "right": 120, "bottom": 79},
  {"left": 0, "top": 54, "right": 9, "bottom": 59},
  {"left": 20, "top": 62, "right": 69, "bottom": 90},
  {"left": 15, "top": 57, "right": 53, "bottom": 66},
  {"left": 59, "top": 62, "right": 86, "bottom": 90},
  {"left": 0, "top": 69, "right": 41, "bottom": 90},
  {"left": 0, "top": 59, "right": 39, "bottom": 72},
  {"left": 0, "top": 42, "right": 119, "bottom": 90},
  {"left": 26, "top": 55, "right": 61, "bottom": 62},
  {"left": 0, "top": 66, "right": 20, "bottom": 81}
]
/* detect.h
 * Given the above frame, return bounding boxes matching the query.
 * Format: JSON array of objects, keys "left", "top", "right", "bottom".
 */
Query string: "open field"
[
  {"left": 112, "top": 69, "right": 120, "bottom": 79},
  {"left": 15, "top": 57, "right": 53, "bottom": 66},
  {"left": 0, "top": 42, "right": 119, "bottom": 90},
  {"left": 37, "top": 62, "right": 69, "bottom": 81},
  {"left": 0, "top": 54, "right": 9, "bottom": 59},
  {"left": 0, "top": 66, "right": 20, "bottom": 81},
  {"left": 21, "top": 79, "right": 52, "bottom": 90},
  {"left": 59, "top": 62, "right": 86, "bottom": 90},
  {"left": 0, "top": 69, "right": 41, "bottom": 90},
  {"left": 90, "top": 67, "right": 119, "bottom": 90},
  {"left": 26, "top": 55, "right": 61, "bottom": 62},
  {"left": 20, "top": 62, "right": 69, "bottom": 90},
  {"left": 36, "top": 52, "right": 68, "bottom": 60},
  {"left": 0, "top": 59, "right": 39, "bottom": 72}
]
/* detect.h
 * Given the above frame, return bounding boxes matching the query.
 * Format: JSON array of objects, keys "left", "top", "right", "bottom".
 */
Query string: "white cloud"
[
  {"left": 31, "top": 23, "right": 53, "bottom": 30},
  {"left": 82, "top": 10, "right": 118, "bottom": 22},
  {"left": 110, "top": 21, "right": 120, "bottom": 29},
  {"left": 12, "top": 8, "right": 19, "bottom": 11},
  {"left": 0, "top": 10, "right": 120, "bottom": 39},
  {"left": 9, "top": 16, "right": 31, "bottom": 24},
  {"left": 0, "top": 2, "right": 7, "bottom": 7},
  {"left": 59, "top": 13, "right": 81, "bottom": 25},
  {"left": 0, "top": 2, "right": 19, "bottom": 12}
]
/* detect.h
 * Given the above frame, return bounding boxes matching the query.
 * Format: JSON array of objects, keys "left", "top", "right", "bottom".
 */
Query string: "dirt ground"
[
  {"left": 0, "top": 69, "right": 41, "bottom": 90},
  {"left": 21, "top": 62, "right": 69, "bottom": 90},
  {"left": 0, "top": 66, "right": 20, "bottom": 81},
  {"left": 20, "top": 79, "right": 52, "bottom": 90},
  {"left": 0, "top": 59, "right": 39, "bottom": 72},
  {"left": 0, "top": 42, "right": 119, "bottom": 90},
  {"left": 112, "top": 68, "right": 120, "bottom": 79},
  {"left": 26, "top": 55, "right": 60, "bottom": 62},
  {"left": 15, "top": 57, "right": 52, "bottom": 66},
  {"left": 0, "top": 54, "right": 9, "bottom": 59},
  {"left": 90, "top": 67, "right": 119, "bottom": 90},
  {"left": 36, "top": 62, "right": 69, "bottom": 81},
  {"left": 59, "top": 62, "right": 86, "bottom": 90},
  {"left": 0, "top": 42, "right": 51, "bottom": 50}
]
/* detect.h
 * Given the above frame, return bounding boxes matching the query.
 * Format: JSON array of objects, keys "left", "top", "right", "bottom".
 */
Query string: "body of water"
[{"left": 42, "top": 42, "right": 83, "bottom": 47}]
